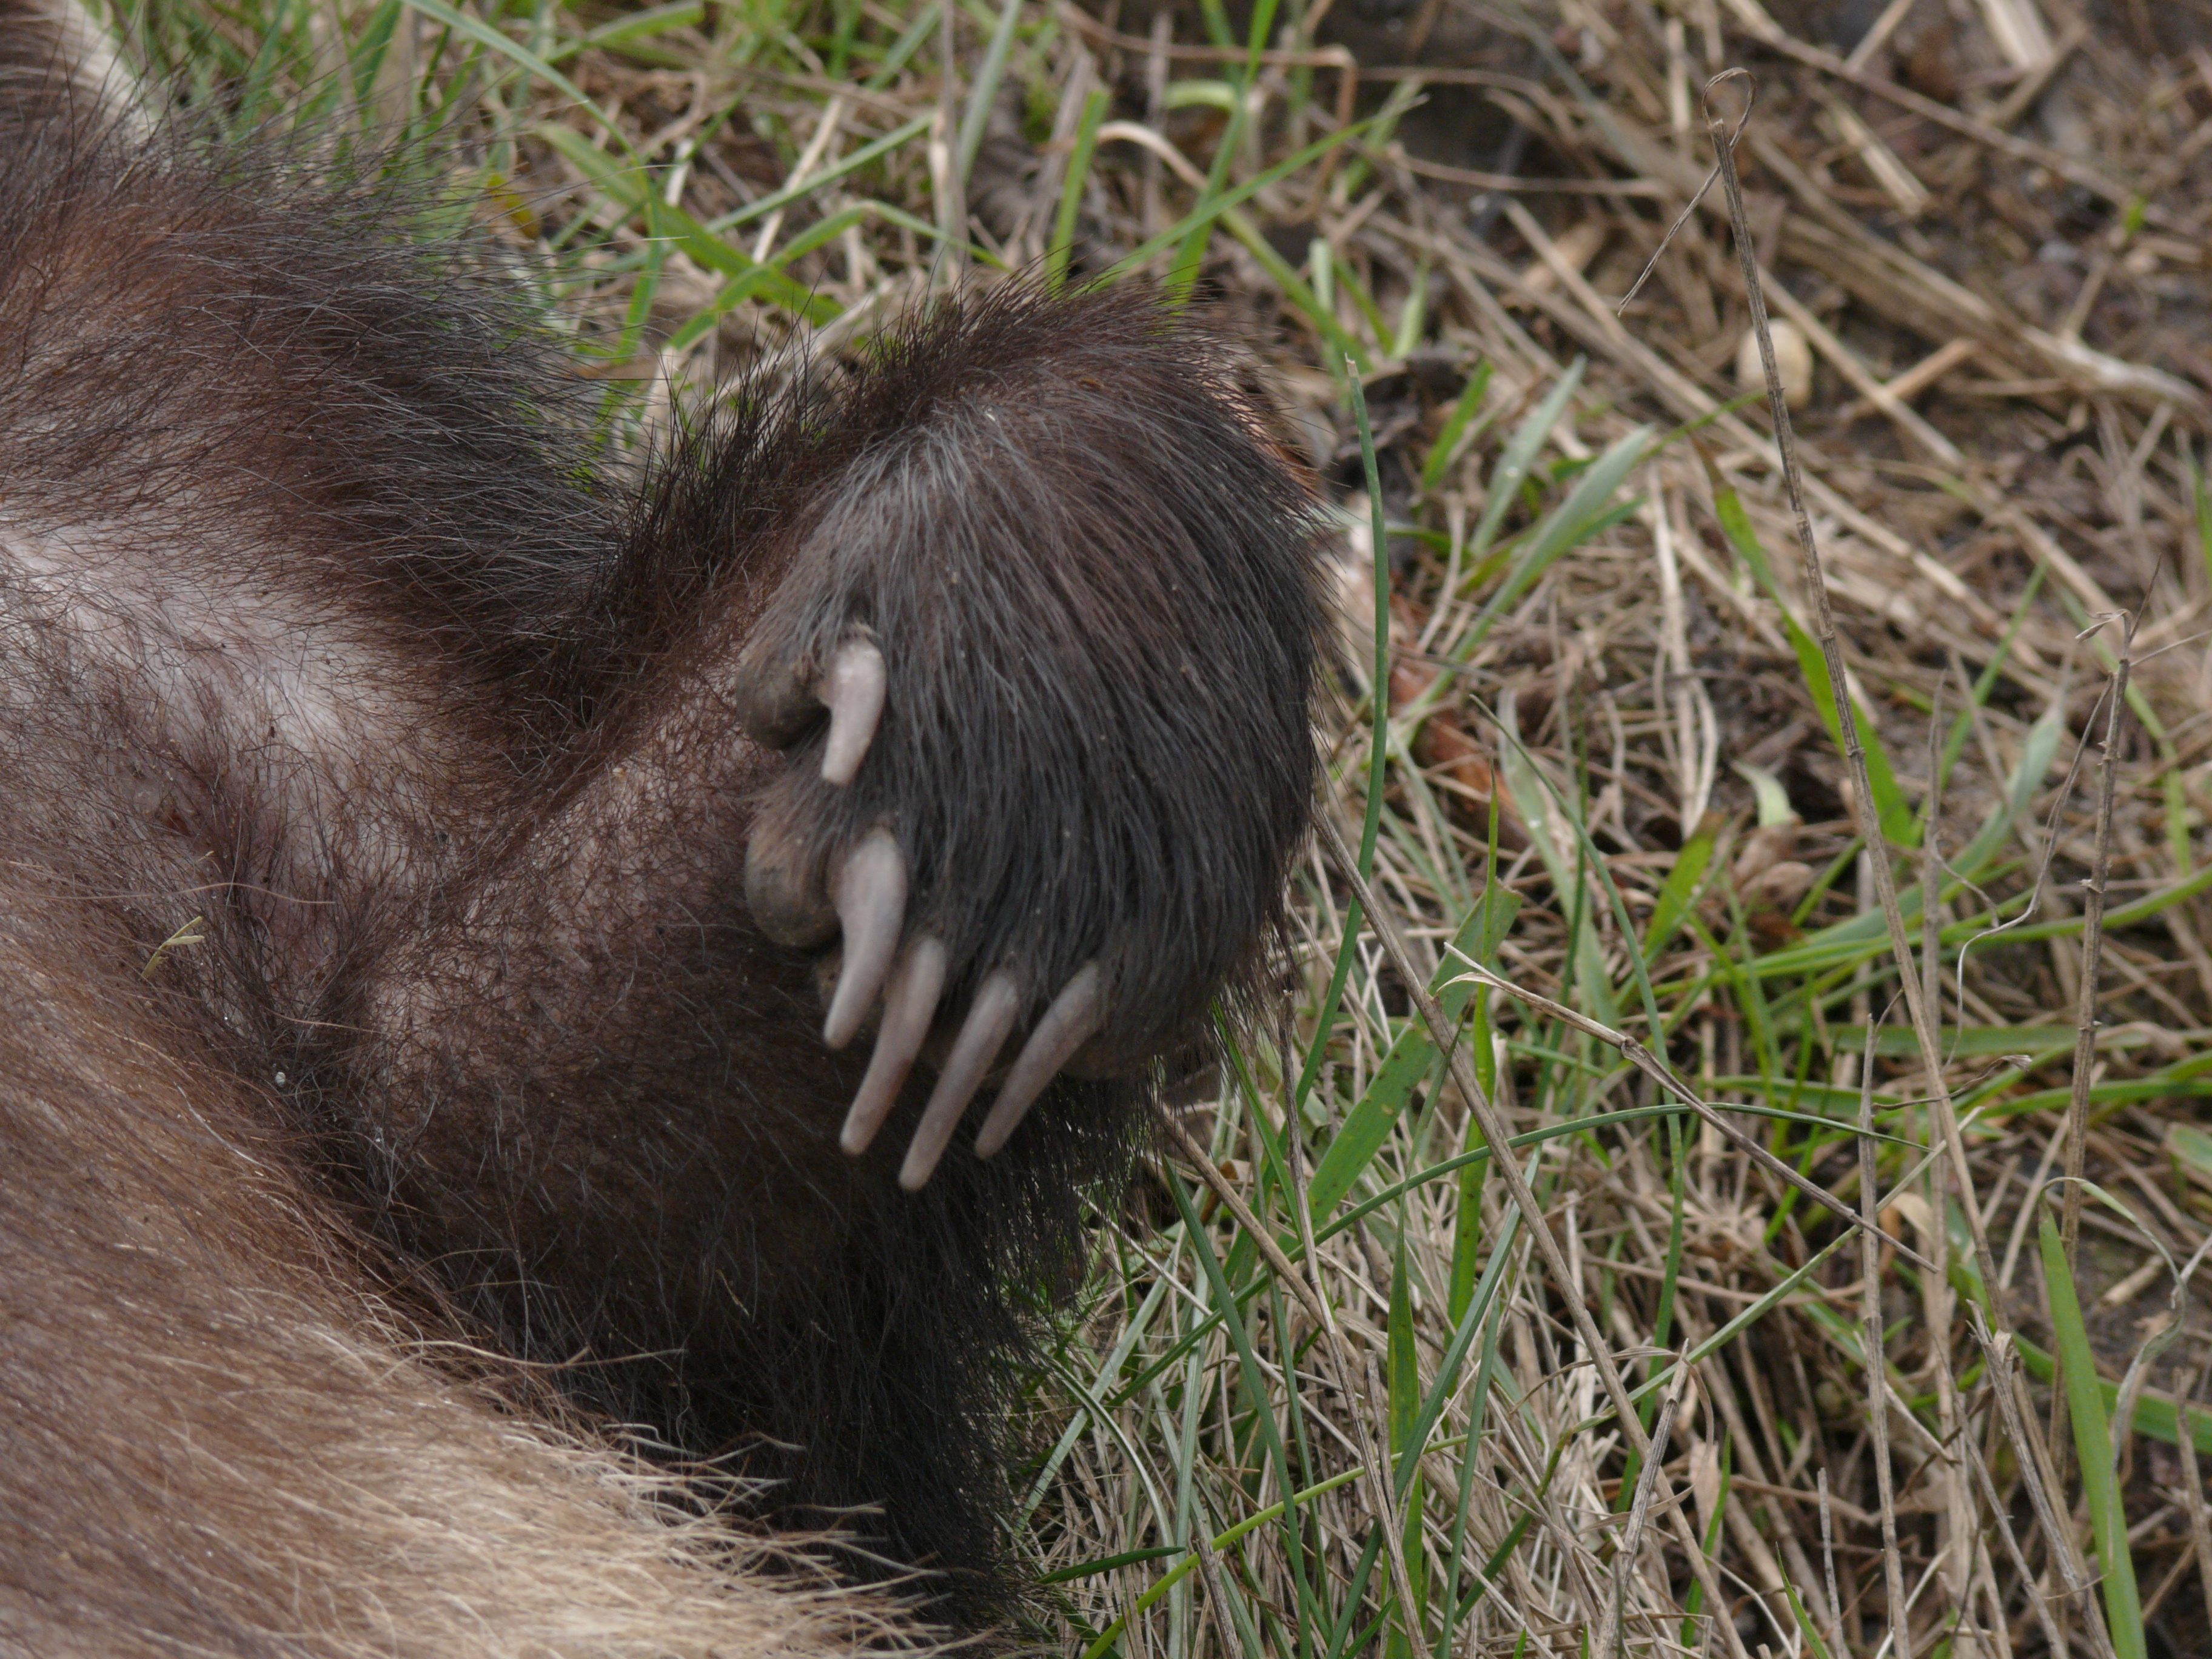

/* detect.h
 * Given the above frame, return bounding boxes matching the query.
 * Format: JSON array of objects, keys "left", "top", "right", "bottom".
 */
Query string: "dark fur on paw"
[{"left": 726, "top": 285, "right": 1328, "bottom": 1186}]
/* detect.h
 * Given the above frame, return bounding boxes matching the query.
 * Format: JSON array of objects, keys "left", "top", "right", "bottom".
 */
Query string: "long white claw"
[
  {"left": 822, "top": 829, "right": 906, "bottom": 1050},
  {"left": 817, "top": 636, "right": 887, "bottom": 787},
  {"left": 900, "top": 970, "right": 1021, "bottom": 1190},
  {"left": 841, "top": 936, "right": 947, "bottom": 1156},
  {"left": 974, "top": 963, "right": 1105, "bottom": 1159}
]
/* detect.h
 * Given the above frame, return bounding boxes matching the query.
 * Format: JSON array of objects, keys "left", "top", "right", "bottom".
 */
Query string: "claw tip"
[{"left": 818, "top": 636, "right": 888, "bottom": 788}]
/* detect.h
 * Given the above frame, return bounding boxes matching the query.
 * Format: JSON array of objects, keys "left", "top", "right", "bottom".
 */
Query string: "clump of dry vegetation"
[{"left": 129, "top": 0, "right": 2212, "bottom": 1650}]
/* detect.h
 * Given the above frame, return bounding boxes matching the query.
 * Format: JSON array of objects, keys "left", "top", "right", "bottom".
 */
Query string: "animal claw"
[
  {"left": 899, "top": 970, "right": 1021, "bottom": 1190},
  {"left": 822, "top": 829, "right": 906, "bottom": 1050},
  {"left": 817, "top": 635, "right": 886, "bottom": 787},
  {"left": 841, "top": 936, "right": 947, "bottom": 1155},
  {"left": 974, "top": 962, "right": 1105, "bottom": 1158}
]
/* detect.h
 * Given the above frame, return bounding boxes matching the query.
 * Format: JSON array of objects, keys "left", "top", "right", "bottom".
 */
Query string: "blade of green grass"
[
  {"left": 706, "top": 112, "right": 934, "bottom": 232},
  {"left": 1304, "top": 893, "right": 1520, "bottom": 1219},
  {"left": 2039, "top": 1209, "right": 2145, "bottom": 1659},
  {"left": 546, "top": 1, "right": 703, "bottom": 62},
  {"left": 1167, "top": 0, "right": 1282, "bottom": 293},
  {"left": 1435, "top": 1261, "right": 1524, "bottom": 1652},
  {"left": 1398, "top": 1207, "right": 1523, "bottom": 1495},
  {"left": 1047, "top": 87, "right": 1110, "bottom": 292},
  {"left": 1643, "top": 815, "right": 1720, "bottom": 962},
  {"left": 1446, "top": 993, "right": 1497, "bottom": 1320},
  {"left": 1419, "top": 361, "right": 1495, "bottom": 494},
  {"left": 1290, "top": 361, "right": 1392, "bottom": 1111},
  {"left": 400, "top": 0, "right": 619, "bottom": 146},
  {"left": 954, "top": 0, "right": 1022, "bottom": 183},
  {"left": 1469, "top": 361, "right": 1583, "bottom": 562},
  {"left": 1495, "top": 726, "right": 1619, "bottom": 1031},
  {"left": 1701, "top": 463, "right": 1914, "bottom": 845},
  {"left": 1460, "top": 424, "right": 1651, "bottom": 659},
  {"left": 1385, "top": 1238, "right": 1429, "bottom": 1659},
  {"left": 862, "top": 0, "right": 939, "bottom": 88},
  {"left": 1168, "top": 1179, "right": 1305, "bottom": 1646}
]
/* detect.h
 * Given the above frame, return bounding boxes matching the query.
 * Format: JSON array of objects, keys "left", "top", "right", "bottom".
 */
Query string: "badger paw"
[{"left": 732, "top": 632, "right": 1107, "bottom": 1190}]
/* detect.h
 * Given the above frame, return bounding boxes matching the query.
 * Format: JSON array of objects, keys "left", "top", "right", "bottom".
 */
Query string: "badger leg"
[{"left": 320, "top": 289, "right": 1326, "bottom": 1584}]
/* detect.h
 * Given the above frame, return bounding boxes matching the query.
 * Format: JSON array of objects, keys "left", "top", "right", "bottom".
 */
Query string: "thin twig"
[
  {"left": 1966, "top": 1309, "right": 2123, "bottom": 1659},
  {"left": 1188, "top": 1521, "right": 1239, "bottom": 1659},
  {"left": 2055, "top": 619, "right": 2138, "bottom": 1481},
  {"left": 2177, "top": 1365, "right": 2212, "bottom": 1647},
  {"left": 1606, "top": 1381, "right": 1683, "bottom": 1659},
  {"left": 1920, "top": 790, "right": 1976, "bottom": 1631},
  {"left": 1857, "top": 1015, "right": 1913, "bottom": 1659},
  {"left": 1959, "top": 1398, "right": 2068, "bottom": 1659},
  {"left": 1701, "top": 63, "right": 2014, "bottom": 1365},
  {"left": 1161, "top": 1112, "right": 1331, "bottom": 1331},
  {"left": 1817, "top": 1468, "right": 1843, "bottom": 1659}
]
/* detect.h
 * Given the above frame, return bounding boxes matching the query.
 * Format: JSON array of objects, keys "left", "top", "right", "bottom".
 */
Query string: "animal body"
[{"left": 0, "top": 4, "right": 1326, "bottom": 1652}]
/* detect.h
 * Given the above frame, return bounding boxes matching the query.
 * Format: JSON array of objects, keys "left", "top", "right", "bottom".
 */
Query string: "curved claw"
[
  {"left": 817, "top": 635, "right": 887, "bottom": 787},
  {"left": 822, "top": 829, "right": 907, "bottom": 1050},
  {"left": 900, "top": 970, "right": 1022, "bottom": 1190},
  {"left": 974, "top": 962, "right": 1106, "bottom": 1158},
  {"left": 841, "top": 937, "right": 947, "bottom": 1156}
]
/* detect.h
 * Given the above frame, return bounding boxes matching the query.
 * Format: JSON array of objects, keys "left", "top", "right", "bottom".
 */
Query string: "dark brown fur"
[{"left": 0, "top": 7, "right": 1326, "bottom": 1649}]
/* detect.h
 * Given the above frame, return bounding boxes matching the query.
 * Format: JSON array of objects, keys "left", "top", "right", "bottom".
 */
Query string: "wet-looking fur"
[{"left": 0, "top": 5, "right": 1326, "bottom": 1651}]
